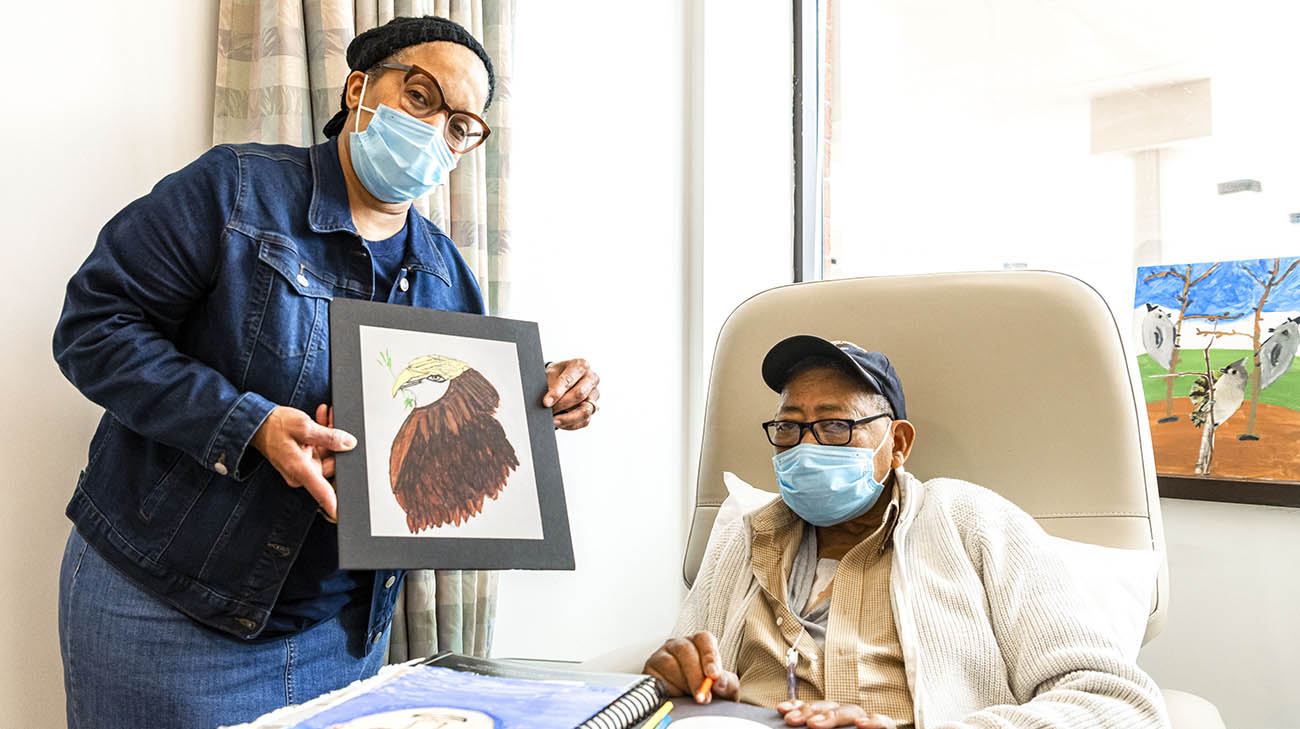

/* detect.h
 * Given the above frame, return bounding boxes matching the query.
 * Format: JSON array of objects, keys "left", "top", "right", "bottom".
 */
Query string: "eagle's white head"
[{"left": 391, "top": 354, "right": 471, "bottom": 407}]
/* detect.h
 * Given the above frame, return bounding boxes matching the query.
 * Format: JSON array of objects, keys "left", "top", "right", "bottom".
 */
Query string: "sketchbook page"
[
  {"left": 220, "top": 661, "right": 425, "bottom": 729},
  {"left": 294, "top": 665, "right": 625, "bottom": 729},
  {"left": 223, "top": 660, "right": 626, "bottom": 729}
]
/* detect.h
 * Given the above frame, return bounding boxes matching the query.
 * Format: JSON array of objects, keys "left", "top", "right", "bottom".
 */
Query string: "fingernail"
[
  {"left": 553, "top": 418, "right": 561, "bottom": 427},
  {"left": 543, "top": 396, "right": 554, "bottom": 406},
  {"left": 811, "top": 715, "right": 825, "bottom": 722},
  {"left": 342, "top": 435, "right": 356, "bottom": 448}
]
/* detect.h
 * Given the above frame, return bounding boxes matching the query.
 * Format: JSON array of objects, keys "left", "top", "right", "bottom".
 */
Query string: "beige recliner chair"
[{"left": 683, "top": 271, "right": 1224, "bottom": 729}]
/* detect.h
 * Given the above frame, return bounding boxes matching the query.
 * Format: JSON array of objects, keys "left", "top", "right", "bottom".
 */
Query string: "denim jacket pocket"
[
  {"left": 252, "top": 236, "right": 334, "bottom": 359},
  {"left": 134, "top": 453, "right": 216, "bottom": 561}
]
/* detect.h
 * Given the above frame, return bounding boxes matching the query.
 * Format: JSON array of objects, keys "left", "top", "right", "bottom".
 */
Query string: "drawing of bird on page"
[{"left": 381, "top": 352, "right": 519, "bottom": 533}]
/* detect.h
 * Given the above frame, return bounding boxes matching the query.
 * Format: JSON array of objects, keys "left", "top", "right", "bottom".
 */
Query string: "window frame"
[{"left": 792, "top": 0, "right": 826, "bottom": 282}]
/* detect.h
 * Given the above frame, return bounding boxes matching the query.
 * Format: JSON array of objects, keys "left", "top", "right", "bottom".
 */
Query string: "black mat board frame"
[{"left": 330, "top": 298, "right": 574, "bottom": 570}]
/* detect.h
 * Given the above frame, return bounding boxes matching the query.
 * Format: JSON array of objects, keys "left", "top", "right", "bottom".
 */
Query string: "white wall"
[
  {"left": 0, "top": 2, "right": 219, "bottom": 726},
  {"left": 1138, "top": 499, "right": 1300, "bottom": 729},
  {"left": 699, "top": 0, "right": 796, "bottom": 375},
  {"left": 491, "top": 0, "right": 794, "bottom": 664},
  {"left": 489, "top": 1, "right": 692, "bottom": 661}
]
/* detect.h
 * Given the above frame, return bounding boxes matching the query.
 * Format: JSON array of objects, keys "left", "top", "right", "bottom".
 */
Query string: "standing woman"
[{"left": 53, "top": 16, "right": 599, "bottom": 729}]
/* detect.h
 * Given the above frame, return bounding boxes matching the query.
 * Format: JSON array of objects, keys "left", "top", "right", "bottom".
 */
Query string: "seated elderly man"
[{"left": 643, "top": 336, "right": 1168, "bottom": 729}]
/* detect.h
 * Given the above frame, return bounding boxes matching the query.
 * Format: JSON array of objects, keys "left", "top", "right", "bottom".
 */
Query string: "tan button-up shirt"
[{"left": 736, "top": 482, "right": 914, "bottom": 727}]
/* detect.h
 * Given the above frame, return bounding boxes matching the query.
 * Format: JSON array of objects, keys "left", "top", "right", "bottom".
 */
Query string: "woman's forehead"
[{"left": 399, "top": 41, "right": 490, "bottom": 110}]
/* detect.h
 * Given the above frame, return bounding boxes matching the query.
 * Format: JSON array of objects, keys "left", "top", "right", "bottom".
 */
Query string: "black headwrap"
[{"left": 322, "top": 15, "right": 495, "bottom": 139}]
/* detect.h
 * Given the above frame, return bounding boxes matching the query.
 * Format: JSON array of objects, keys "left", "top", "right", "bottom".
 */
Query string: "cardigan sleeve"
[
  {"left": 672, "top": 516, "right": 755, "bottom": 665},
  {"left": 934, "top": 496, "right": 1170, "bottom": 729}
]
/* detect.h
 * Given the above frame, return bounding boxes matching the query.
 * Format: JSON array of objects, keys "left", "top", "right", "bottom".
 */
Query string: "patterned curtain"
[{"left": 213, "top": 0, "right": 513, "bottom": 660}]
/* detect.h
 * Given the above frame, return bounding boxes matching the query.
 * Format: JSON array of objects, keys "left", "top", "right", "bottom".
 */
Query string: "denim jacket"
[{"left": 52, "top": 140, "right": 484, "bottom": 640}]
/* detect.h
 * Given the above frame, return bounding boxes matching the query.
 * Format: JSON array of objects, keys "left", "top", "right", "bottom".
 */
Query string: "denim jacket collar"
[{"left": 308, "top": 139, "right": 451, "bottom": 286}]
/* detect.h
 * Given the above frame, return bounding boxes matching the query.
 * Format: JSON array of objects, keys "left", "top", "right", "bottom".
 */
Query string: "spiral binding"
[{"left": 577, "top": 676, "right": 663, "bottom": 729}]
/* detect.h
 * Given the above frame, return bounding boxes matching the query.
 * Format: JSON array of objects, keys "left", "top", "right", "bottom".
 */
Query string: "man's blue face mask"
[{"left": 773, "top": 442, "right": 888, "bottom": 527}]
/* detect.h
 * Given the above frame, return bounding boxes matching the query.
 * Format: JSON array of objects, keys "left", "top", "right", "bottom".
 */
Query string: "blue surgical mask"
[
  {"left": 349, "top": 75, "right": 458, "bottom": 203},
  {"left": 773, "top": 443, "right": 886, "bottom": 527}
]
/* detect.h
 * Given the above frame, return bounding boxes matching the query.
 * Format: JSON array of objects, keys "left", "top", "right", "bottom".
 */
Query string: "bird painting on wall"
[
  {"left": 1189, "top": 358, "right": 1249, "bottom": 429},
  {"left": 1257, "top": 316, "right": 1300, "bottom": 390},
  {"left": 387, "top": 354, "right": 519, "bottom": 533},
  {"left": 1140, "top": 303, "right": 1177, "bottom": 370}
]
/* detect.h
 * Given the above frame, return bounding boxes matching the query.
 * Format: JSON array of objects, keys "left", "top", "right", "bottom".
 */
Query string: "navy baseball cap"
[{"left": 761, "top": 335, "right": 906, "bottom": 420}]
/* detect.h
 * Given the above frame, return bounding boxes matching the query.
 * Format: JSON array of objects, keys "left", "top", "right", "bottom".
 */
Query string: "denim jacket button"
[
  {"left": 399, "top": 277, "right": 409, "bottom": 292},
  {"left": 297, "top": 273, "right": 310, "bottom": 287},
  {"left": 384, "top": 575, "right": 396, "bottom": 588}
]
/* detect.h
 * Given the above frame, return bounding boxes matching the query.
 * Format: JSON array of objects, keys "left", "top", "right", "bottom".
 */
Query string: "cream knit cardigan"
[{"left": 673, "top": 470, "right": 1170, "bottom": 729}]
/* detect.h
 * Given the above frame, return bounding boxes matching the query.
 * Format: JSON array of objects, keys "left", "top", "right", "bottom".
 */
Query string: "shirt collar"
[
  {"left": 877, "top": 478, "right": 903, "bottom": 553},
  {"left": 308, "top": 138, "right": 452, "bottom": 286},
  {"left": 747, "top": 475, "right": 904, "bottom": 600}
]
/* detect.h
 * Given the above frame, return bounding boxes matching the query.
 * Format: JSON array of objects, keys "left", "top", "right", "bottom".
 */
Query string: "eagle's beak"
[{"left": 391, "top": 368, "right": 417, "bottom": 398}]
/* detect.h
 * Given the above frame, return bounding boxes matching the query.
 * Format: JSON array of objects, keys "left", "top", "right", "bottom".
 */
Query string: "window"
[{"left": 801, "top": 1, "right": 1296, "bottom": 317}]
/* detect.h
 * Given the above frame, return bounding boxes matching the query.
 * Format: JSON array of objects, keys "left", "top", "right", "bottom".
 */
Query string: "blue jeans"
[{"left": 58, "top": 528, "right": 390, "bottom": 729}]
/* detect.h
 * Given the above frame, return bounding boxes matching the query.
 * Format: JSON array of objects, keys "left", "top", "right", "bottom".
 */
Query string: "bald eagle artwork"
[{"left": 387, "top": 355, "right": 520, "bottom": 533}]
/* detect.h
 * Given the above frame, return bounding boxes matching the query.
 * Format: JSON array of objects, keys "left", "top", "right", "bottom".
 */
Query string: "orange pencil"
[{"left": 694, "top": 676, "right": 713, "bottom": 703}]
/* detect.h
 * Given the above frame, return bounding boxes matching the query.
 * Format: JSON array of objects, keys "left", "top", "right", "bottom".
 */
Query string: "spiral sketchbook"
[{"left": 222, "top": 651, "right": 663, "bottom": 729}]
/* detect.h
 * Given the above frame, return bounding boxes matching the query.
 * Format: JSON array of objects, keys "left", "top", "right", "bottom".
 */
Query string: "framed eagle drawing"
[{"left": 330, "top": 299, "right": 574, "bottom": 570}]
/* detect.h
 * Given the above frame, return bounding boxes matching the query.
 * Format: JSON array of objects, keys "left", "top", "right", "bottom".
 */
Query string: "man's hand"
[
  {"left": 543, "top": 358, "right": 600, "bottom": 430},
  {"left": 642, "top": 631, "right": 739, "bottom": 704},
  {"left": 776, "top": 700, "right": 897, "bottom": 728},
  {"left": 250, "top": 404, "right": 356, "bottom": 520}
]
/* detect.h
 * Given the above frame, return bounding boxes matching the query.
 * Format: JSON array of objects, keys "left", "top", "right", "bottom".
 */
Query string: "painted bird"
[
  {"left": 388, "top": 354, "right": 519, "bottom": 533},
  {"left": 1140, "top": 303, "right": 1177, "bottom": 369},
  {"left": 1188, "top": 358, "right": 1248, "bottom": 429},
  {"left": 1257, "top": 316, "right": 1300, "bottom": 390}
]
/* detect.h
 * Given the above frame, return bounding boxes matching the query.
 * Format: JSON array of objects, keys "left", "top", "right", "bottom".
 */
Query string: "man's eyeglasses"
[
  {"left": 377, "top": 62, "right": 492, "bottom": 154},
  {"left": 761, "top": 413, "right": 891, "bottom": 447}
]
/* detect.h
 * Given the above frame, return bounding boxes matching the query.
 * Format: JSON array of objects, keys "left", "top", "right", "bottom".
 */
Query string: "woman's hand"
[
  {"left": 543, "top": 359, "right": 601, "bottom": 430},
  {"left": 250, "top": 404, "right": 356, "bottom": 520},
  {"left": 776, "top": 700, "right": 896, "bottom": 728}
]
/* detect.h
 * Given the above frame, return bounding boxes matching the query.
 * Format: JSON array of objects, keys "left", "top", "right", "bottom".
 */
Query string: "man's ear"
[{"left": 889, "top": 419, "right": 916, "bottom": 469}]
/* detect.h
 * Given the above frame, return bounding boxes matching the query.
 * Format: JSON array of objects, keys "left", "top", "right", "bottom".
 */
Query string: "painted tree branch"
[
  {"left": 1190, "top": 262, "right": 1221, "bottom": 287},
  {"left": 1143, "top": 269, "right": 1186, "bottom": 284},
  {"left": 1194, "top": 342, "right": 1217, "bottom": 475},
  {"left": 1273, "top": 258, "right": 1299, "bottom": 288},
  {"left": 1195, "top": 329, "right": 1252, "bottom": 339}
]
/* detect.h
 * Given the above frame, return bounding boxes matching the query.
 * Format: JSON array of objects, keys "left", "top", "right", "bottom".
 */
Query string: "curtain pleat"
[{"left": 213, "top": 0, "right": 511, "bottom": 661}]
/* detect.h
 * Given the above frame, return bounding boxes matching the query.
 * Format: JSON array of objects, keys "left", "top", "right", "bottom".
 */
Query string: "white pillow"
[
  {"left": 1047, "top": 535, "right": 1161, "bottom": 662},
  {"left": 701, "top": 472, "right": 778, "bottom": 559}
]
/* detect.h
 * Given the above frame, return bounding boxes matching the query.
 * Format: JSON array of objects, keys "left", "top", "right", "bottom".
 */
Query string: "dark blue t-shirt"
[
  {"left": 261, "top": 223, "right": 411, "bottom": 638},
  {"left": 368, "top": 225, "right": 410, "bottom": 302}
]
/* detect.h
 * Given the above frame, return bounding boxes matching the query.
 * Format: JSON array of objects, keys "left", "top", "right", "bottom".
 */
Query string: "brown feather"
[{"left": 389, "top": 368, "right": 520, "bottom": 532}]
